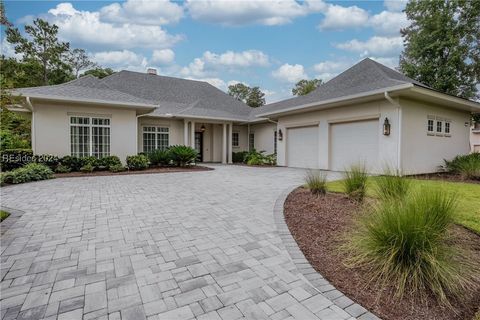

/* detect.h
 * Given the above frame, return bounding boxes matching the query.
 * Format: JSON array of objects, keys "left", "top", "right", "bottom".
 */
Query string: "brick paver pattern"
[{"left": 0, "top": 165, "right": 356, "bottom": 320}]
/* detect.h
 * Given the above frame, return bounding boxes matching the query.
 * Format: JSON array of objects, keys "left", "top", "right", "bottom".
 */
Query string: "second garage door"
[
  {"left": 330, "top": 119, "right": 379, "bottom": 171},
  {"left": 287, "top": 126, "right": 319, "bottom": 168}
]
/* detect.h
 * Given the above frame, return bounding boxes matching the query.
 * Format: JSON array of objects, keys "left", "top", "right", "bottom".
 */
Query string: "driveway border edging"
[{"left": 273, "top": 186, "right": 381, "bottom": 320}]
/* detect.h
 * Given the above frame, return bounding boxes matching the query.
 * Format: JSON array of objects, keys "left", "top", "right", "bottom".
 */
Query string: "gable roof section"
[
  {"left": 14, "top": 75, "right": 157, "bottom": 109},
  {"left": 101, "top": 71, "right": 253, "bottom": 121},
  {"left": 255, "top": 58, "right": 429, "bottom": 117}
]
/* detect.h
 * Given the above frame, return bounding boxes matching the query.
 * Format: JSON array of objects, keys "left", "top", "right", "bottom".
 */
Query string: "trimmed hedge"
[
  {"left": 0, "top": 149, "right": 34, "bottom": 171},
  {"left": 126, "top": 154, "right": 149, "bottom": 170},
  {"left": 1, "top": 163, "right": 54, "bottom": 185}
]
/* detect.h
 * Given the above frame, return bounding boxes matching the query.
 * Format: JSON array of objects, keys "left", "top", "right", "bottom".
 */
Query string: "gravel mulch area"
[
  {"left": 54, "top": 165, "right": 213, "bottom": 178},
  {"left": 284, "top": 187, "right": 480, "bottom": 320},
  {"left": 409, "top": 172, "right": 480, "bottom": 184}
]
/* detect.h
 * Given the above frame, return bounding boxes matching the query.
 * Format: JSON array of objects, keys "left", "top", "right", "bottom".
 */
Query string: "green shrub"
[
  {"left": 33, "top": 154, "right": 60, "bottom": 170},
  {"left": 243, "top": 149, "right": 276, "bottom": 166},
  {"left": 0, "top": 149, "right": 34, "bottom": 171},
  {"left": 60, "top": 156, "right": 84, "bottom": 172},
  {"left": 0, "top": 129, "right": 30, "bottom": 150},
  {"left": 343, "top": 189, "right": 478, "bottom": 305},
  {"left": 374, "top": 168, "right": 411, "bottom": 201},
  {"left": 82, "top": 156, "right": 100, "bottom": 168},
  {"left": 342, "top": 165, "right": 368, "bottom": 201},
  {"left": 168, "top": 145, "right": 198, "bottom": 167},
  {"left": 148, "top": 149, "right": 171, "bottom": 166},
  {"left": 444, "top": 153, "right": 480, "bottom": 180},
  {"left": 109, "top": 164, "right": 125, "bottom": 172},
  {"left": 55, "top": 164, "right": 71, "bottom": 173},
  {"left": 232, "top": 151, "right": 248, "bottom": 163},
  {"left": 126, "top": 154, "right": 149, "bottom": 170},
  {"left": 305, "top": 170, "right": 327, "bottom": 195},
  {"left": 1, "top": 163, "right": 53, "bottom": 185},
  {"left": 80, "top": 163, "right": 94, "bottom": 173},
  {"left": 98, "top": 156, "right": 122, "bottom": 169}
]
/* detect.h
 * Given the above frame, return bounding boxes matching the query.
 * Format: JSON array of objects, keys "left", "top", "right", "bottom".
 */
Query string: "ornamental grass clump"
[
  {"left": 305, "top": 169, "right": 328, "bottom": 195},
  {"left": 343, "top": 189, "right": 479, "bottom": 305},
  {"left": 342, "top": 164, "right": 368, "bottom": 201},
  {"left": 374, "top": 168, "right": 411, "bottom": 201},
  {"left": 444, "top": 153, "right": 480, "bottom": 180}
]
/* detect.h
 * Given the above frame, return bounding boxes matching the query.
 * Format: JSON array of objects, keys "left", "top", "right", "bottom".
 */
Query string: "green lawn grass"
[
  {"left": 327, "top": 177, "right": 480, "bottom": 234},
  {"left": 0, "top": 210, "right": 10, "bottom": 222}
]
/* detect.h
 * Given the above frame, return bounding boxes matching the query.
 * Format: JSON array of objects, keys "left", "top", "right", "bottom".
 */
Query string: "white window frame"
[
  {"left": 427, "top": 115, "right": 452, "bottom": 137},
  {"left": 232, "top": 132, "right": 239, "bottom": 147},
  {"left": 142, "top": 126, "right": 170, "bottom": 153},
  {"left": 70, "top": 116, "right": 110, "bottom": 158}
]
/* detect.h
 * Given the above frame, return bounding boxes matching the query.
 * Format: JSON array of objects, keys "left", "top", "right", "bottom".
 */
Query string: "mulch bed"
[
  {"left": 409, "top": 172, "right": 480, "bottom": 184},
  {"left": 284, "top": 187, "right": 480, "bottom": 320},
  {"left": 54, "top": 165, "right": 213, "bottom": 178}
]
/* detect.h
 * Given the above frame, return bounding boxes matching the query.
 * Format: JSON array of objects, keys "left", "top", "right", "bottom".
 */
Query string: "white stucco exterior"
[
  {"left": 31, "top": 101, "right": 138, "bottom": 162},
  {"left": 250, "top": 122, "right": 277, "bottom": 154},
  {"left": 400, "top": 98, "right": 471, "bottom": 173}
]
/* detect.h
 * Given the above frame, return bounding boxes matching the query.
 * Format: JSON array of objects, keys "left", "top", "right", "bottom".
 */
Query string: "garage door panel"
[
  {"left": 330, "top": 120, "right": 379, "bottom": 171},
  {"left": 287, "top": 126, "right": 319, "bottom": 168}
]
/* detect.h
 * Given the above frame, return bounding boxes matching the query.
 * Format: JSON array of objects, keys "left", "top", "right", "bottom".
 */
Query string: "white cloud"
[
  {"left": 202, "top": 50, "right": 269, "bottom": 67},
  {"left": 151, "top": 49, "right": 175, "bottom": 65},
  {"left": 272, "top": 63, "right": 307, "bottom": 83},
  {"left": 313, "top": 60, "right": 349, "bottom": 80},
  {"left": 100, "top": 0, "right": 183, "bottom": 25},
  {"left": 180, "top": 49, "right": 270, "bottom": 77},
  {"left": 0, "top": 38, "right": 22, "bottom": 59},
  {"left": 186, "top": 77, "right": 227, "bottom": 90},
  {"left": 370, "top": 11, "right": 408, "bottom": 35},
  {"left": 319, "top": 4, "right": 369, "bottom": 30},
  {"left": 384, "top": 0, "right": 408, "bottom": 12},
  {"left": 335, "top": 36, "right": 403, "bottom": 57},
  {"left": 91, "top": 50, "right": 147, "bottom": 71},
  {"left": 368, "top": 56, "right": 399, "bottom": 68},
  {"left": 46, "top": 3, "right": 182, "bottom": 50},
  {"left": 185, "top": 0, "right": 325, "bottom": 26}
]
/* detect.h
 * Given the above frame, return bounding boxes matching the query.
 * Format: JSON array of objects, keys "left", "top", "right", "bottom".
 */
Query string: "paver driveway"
[{"left": 0, "top": 165, "right": 354, "bottom": 320}]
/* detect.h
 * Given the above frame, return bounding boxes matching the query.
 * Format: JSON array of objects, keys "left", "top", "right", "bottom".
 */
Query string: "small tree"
[
  {"left": 6, "top": 18, "right": 70, "bottom": 85},
  {"left": 292, "top": 79, "right": 322, "bottom": 96},
  {"left": 82, "top": 67, "right": 115, "bottom": 79},
  {"left": 67, "top": 48, "right": 97, "bottom": 78},
  {"left": 246, "top": 86, "right": 265, "bottom": 108},
  {"left": 228, "top": 83, "right": 266, "bottom": 108}
]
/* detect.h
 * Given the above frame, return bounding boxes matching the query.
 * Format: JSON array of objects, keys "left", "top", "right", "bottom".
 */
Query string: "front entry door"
[{"left": 194, "top": 132, "right": 203, "bottom": 162}]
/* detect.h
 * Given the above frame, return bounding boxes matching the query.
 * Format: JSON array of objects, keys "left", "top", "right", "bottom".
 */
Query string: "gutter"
[{"left": 384, "top": 92, "right": 402, "bottom": 173}]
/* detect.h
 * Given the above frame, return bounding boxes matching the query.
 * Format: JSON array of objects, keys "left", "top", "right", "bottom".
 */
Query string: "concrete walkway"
[{"left": 0, "top": 165, "right": 363, "bottom": 320}]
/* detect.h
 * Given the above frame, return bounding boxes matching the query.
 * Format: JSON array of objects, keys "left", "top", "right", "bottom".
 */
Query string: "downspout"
[
  {"left": 384, "top": 92, "right": 402, "bottom": 173},
  {"left": 25, "top": 97, "right": 35, "bottom": 153}
]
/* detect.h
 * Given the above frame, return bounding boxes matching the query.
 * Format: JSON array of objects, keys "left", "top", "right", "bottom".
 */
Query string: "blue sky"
[{"left": 2, "top": 0, "right": 409, "bottom": 102}]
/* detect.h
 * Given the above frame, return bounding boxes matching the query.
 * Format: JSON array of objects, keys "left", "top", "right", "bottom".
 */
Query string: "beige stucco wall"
[
  {"left": 232, "top": 125, "right": 249, "bottom": 152},
  {"left": 137, "top": 117, "right": 184, "bottom": 153},
  {"left": 400, "top": 98, "right": 471, "bottom": 174},
  {"left": 250, "top": 122, "right": 277, "bottom": 154},
  {"left": 471, "top": 128, "right": 480, "bottom": 152},
  {"left": 276, "top": 99, "right": 400, "bottom": 172},
  {"left": 32, "top": 101, "right": 137, "bottom": 162}
]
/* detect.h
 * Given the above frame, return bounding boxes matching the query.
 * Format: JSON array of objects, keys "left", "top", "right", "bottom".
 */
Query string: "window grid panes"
[
  {"left": 436, "top": 120, "right": 443, "bottom": 133},
  {"left": 249, "top": 133, "right": 255, "bottom": 151},
  {"left": 445, "top": 122, "right": 451, "bottom": 134},
  {"left": 70, "top": 116, "right": 110, "bottom": 158},
  {"left": 232, "top": 132, "right": 239, "bottom": 147},
  {"left": 427, "top": 119, "right": 434, "bottom": 132},
  {"left": 274, "top": 131, "right": 277, "bottom": 154},
  {"left": 143, "top": 127, "right": 169, "bottom": 152}
]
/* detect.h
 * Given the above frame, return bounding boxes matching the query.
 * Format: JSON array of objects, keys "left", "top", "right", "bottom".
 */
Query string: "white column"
[
  {"left": 190, "top": 121, "right": 195, "bottom": 149},
  {"left": 183, "top": 119, "right": 189, "bottom": 146},
  {"left": 222, "top": 123, "right": 227, "bottom": 164},
  {"left": 227, "top": 123, "right": 233, "bottom": 164}
]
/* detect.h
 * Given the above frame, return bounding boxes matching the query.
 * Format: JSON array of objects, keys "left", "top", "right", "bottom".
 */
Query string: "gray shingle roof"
[
  {"left": 255, "top": 58, "right": 427, "bottom": 116},
  {"left": 14, "top": 76, "right": 157, "bottom": 108},
  {"left": 101, "top": 71, "right": 253, "bottom": 120}
]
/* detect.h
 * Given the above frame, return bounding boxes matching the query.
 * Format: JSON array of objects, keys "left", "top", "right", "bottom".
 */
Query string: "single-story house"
[
  {"left": 12, "top": 58, "right": 480, "bottom": 174},
  {"left": 471, "top": 123, "right": 480, "bottom": 152}
]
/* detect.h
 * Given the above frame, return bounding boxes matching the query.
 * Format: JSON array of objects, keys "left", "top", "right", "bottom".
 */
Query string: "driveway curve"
[{"left": 1, "top": 165, "right": 361, "bottom": 320}]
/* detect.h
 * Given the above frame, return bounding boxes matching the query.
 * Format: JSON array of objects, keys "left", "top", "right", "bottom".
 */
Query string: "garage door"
[
  {"left": 330, "top": 119, "right": 379, "bottom": 172},
  {"left": 287, "top": 126, "right": 319, "bottom": 168}
]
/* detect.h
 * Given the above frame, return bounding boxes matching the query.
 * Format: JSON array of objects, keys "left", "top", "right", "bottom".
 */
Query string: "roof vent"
[{"left": 147, "top": 68, "right": 157, "bottom": 75}]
